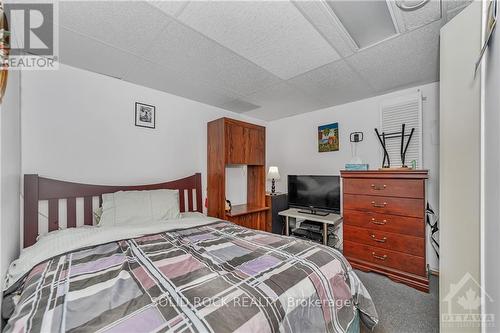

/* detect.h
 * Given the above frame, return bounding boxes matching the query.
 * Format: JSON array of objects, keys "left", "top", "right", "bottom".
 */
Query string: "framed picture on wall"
[
  {"left": 135, "top": 102, "right": 155, "bottom": 129},
  {"left": 318, "top": 122, "right": 339, "bottom": 152}
]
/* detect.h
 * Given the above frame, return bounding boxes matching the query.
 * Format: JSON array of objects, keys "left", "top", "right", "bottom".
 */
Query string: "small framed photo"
[{"left": 135, "top": 102, "right": 155, "bottom": 129}]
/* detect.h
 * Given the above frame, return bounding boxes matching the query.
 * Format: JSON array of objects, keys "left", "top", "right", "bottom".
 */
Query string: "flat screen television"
[{"left": 288, "top": 175, "right": 340, "bottom": 215}]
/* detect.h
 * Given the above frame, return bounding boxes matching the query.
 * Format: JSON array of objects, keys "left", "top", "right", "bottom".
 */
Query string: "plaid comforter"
[{"left": 3, "top": 221, "right": 377, "bottom": 333}]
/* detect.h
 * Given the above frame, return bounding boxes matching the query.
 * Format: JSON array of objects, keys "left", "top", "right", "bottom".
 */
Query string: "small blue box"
[{"left": 345, "top": 163, "right": 369, "bottom": 171}]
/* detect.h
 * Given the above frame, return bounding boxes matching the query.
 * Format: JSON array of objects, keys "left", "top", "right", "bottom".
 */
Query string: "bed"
[{"left": 2, "top": 173, "right": 377, "bottom": 333}]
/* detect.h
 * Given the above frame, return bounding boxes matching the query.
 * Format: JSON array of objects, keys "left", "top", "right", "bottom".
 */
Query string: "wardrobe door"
[
  {"left": 439, "top": 3, "right": 482, "bottom": 332},
  {"left": 246, "top": 127, "right": 265, "bottom": 165},
  {"left": 225, "top": 123, "right": 246, "bottom": 164}
]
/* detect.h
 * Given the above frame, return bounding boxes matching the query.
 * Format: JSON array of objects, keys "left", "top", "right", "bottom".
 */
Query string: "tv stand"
[
  {"left": 278, "top": 208, "right": 342, "bottom": 246},
  {"left": 297, "top": 207, "right": 329, "bottom": 217}
]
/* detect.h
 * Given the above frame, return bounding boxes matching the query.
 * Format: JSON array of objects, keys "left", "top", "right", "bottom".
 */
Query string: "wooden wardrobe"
[{"left": 207, "top": 117, "right": 268, "bottom": 230}]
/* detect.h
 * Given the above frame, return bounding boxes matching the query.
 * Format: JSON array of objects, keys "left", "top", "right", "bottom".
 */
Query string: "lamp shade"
[{"left": 267, "top": 166, "right": 280, "bottom": 180}]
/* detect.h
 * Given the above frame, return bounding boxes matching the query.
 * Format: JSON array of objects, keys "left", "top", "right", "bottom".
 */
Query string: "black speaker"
[{"left": 268, "top": 193, "right": 288, "bottom": 234}]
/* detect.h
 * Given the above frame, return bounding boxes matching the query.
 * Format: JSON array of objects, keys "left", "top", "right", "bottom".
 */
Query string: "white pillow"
[
  {"left": 37, "top": 225, "right": 95, "bottom": 242},
  {"left": 99, "top": 189, "right": 180, "bottom": 227},
  {"left": 180, "top": 211, "right": 206, "bottom": 219}
]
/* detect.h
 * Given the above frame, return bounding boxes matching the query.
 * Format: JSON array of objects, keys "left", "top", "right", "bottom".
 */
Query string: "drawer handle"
[
  {"left": 371, "top": 184, "right": 387, "bottom": 190},
  {"left": 371, "top": 234, "right": 387, "bottom": 243},
  {"left": 371, "top": 201, "right": 387, "bottom": 208},
  {"left": 372, "top": 252, "right": 387, "bottom": 261},
  {"left": 371, "top": 218, "right": 387, "bottom": 225}
]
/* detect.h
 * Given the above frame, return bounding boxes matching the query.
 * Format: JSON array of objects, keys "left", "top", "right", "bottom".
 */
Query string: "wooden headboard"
[{"left": 23, "top": 173, "right": 203, "bottom": 248}]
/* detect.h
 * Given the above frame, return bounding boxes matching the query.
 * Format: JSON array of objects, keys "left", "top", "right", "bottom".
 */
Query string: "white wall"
[
  {"left": 0, "top": 71, "right": 22, "bottom": 290},
  {"left": 21, "top": 64, "right": 261, "bottom": 219},
  {"left": 439, "top": 3, "right": 482, "bottom": 332},
  {"left": 266, "top": 82, "right": 439, "bottom": 271},
  {"left": 226, "top": 165, "right": 248, "bottom": 205},
  {"left": 484, "top": 10, "right": 500, "bottom": 331}
]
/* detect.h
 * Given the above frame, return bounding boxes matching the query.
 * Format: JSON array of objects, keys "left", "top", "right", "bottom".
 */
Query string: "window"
[{"left": 380, "top": 91, "right": 423, "bottom": 168}]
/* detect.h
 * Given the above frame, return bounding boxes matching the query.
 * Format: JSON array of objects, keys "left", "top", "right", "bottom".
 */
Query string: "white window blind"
[{"left": 379, "top": 92, "right": 423, "bottom": 168}]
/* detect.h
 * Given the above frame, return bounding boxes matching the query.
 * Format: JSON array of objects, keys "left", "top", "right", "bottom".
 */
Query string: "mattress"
[{"left": 2, "top": 217, "right": 377, "bottom": 332}]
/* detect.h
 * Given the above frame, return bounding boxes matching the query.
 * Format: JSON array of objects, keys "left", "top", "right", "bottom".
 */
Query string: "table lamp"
[{"left": 267, "top": 166, "right": 280, "bottom": 195}]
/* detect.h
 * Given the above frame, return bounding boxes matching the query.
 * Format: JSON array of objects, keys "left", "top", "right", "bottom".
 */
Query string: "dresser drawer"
[
  {"left": 343, "top": 210, "right": 424, "bottom": 237},
  {"left": 343, "top": 194, "right": 424, "bottom": 218},
  {"left": 344, "top": 241, "right": 426, "bottom": 276},
  {"left": 343, "top": 178, "right": 424, "bottom": 198},
  {"left": 344, "top": 225, "right": 424, "bottom": 257}
]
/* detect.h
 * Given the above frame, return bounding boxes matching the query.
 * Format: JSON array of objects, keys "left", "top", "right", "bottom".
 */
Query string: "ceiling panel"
[
  {"left": 58, "top": 26, "right": 137, "bottom": 80},
  {"left": 218, "top": 99, "right": 261, "bottom": 113},
  {"left": 51, "top": 0, "right": 452, "bottom": 121},
  {"left": 444, "top": 0, "right": 473, "bottom": 20},
  {"left": 59, "top": 1, "right": 172, "bottom": 57},
  {"left": 345, "top": 20, "right": 441, "bottom": 93},
  {"left": 146, "top": 1, "right": 188, "bottom": 17},
  {"left": 143, "top": 20, "right": 282, "bottom": 97},
  {"left": 176, "top": 1, "right": 340, "bottom": 79},
  {"left": 292, "top": 1, "right": 355, "bottom": 57},
  {"left": 242, "top": 83, "right": 330, "bottom": 121},
  {"left": 444, "top": 0, "right": 473, "bottom": 11},
  {"left": 389, "top": 0, "right": 442, "bottom": 32},
  {"left": 326, "top": 1, "right": 397, "bottom": 48},
  {"left": 288, "top": 60, "right": 375, "bottom": 106},
  {"left": 124, "top": 59, "right": 242, "bottom": 108}
]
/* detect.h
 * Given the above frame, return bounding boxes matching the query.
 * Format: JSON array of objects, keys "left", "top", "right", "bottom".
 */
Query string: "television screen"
[{"left": 288, "top": 175, "right": 340, "bottom": 213}]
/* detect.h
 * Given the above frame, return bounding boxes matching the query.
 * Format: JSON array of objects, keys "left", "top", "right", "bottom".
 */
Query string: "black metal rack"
[{"left": 375, "top": 123, "right": 415, "bottom": 168}]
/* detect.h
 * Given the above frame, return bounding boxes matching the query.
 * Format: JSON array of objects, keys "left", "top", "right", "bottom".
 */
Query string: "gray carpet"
[{"left": 356, "top": 270, "right": 439, "bottom": 333}]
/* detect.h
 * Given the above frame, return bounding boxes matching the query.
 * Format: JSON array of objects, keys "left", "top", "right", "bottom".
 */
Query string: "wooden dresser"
[{"left": 341, "top": 170, "right": 429, "bottom": 292}]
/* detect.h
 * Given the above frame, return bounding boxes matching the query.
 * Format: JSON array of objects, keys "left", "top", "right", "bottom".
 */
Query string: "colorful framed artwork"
[{"left": 318, "top": 122, "right": 339, "bottom": 152}]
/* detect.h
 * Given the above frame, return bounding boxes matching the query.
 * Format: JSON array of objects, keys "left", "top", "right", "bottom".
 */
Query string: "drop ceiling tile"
[
  {"left": 143, "top": 20, "right": 282, "bottom": 97},
  {"left": 58, "top": 26, "right": 136, "bottom": 79},
  {"left": 345, "top": 20, "right": 441, "bottom": 93},
  {"left": 176, "top": 1, "right": 340, "bottom": 79},
  {"left": 218, "top": 99, "right": 260, "bottom": 113},
  {"left": 326, "top": 1, "right": 397, "bottom": 48},
  {"left": 445, "top": 0, "right": 473, "bottom": 11},
  {"left": 124, "top": 59, "right": 241, "bottom": 108},
  {"left": 147, "top": 1, "right": 188, "bottom": 17},
  {"left": 292, "top": 1, "right": 355, "bottom": 57},
  {"left": 242, "top": 82, "right": 329, "bottom": 121},
  {"left": 389, "top": 0, "right": 442, "bottom": 31},
  {"left": 288, "top": 60, "right": 375, "bottom": 107},
  {"left": 59, "top": 1, "right": 171, "bottom": 57},
  {"left": 445, "top": 1, "right": 473, "bottom": 20}
]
